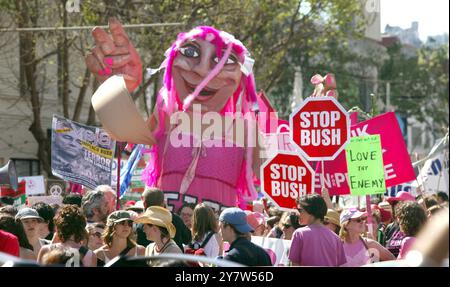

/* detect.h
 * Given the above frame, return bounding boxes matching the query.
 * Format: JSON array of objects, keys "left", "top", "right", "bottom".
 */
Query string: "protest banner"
[
  {"left": 346, "top": 135, "right": 386, "bottom": 196},
  {"left": 51, "top": 115, "right": 116, "bottom": 190},
  {"left": 385, "top": 183, "right": 415, "bottom": 197},
  {"left": 290, "top": 97, "right": 350, "bottom": 161},
  {"left": 261, "top": 151, "right": 315, "bottom": 211},
  {"left": 251, "top": 236, "right": 292, "bottom": 266},
  {"left": 18, "top": 176, "right": 46, "bottom": 196},
  {"left": 111, "top": 155, "right": 147, "bottom": 201},
  {"left": 314, "top": 112, "right": 416, "bottom": 196},
  {"left": 27, "top": 195, "right": 63, "bottom": 207},
  {"left": 0, "top": 180, "right": 26, "bottom": 208},
  {"left": 412, "top": 153, "right": 449, "bottom": 195}
]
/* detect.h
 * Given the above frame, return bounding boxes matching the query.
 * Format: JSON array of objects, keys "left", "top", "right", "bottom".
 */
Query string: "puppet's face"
[{"left": 172, "top": 38, "right": 242, "bottom": 112}]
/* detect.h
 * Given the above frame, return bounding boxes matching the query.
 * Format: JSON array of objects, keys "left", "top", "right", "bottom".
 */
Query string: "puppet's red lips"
[{"left": 184, "top": 79, "right": 218, "bottom": 96}]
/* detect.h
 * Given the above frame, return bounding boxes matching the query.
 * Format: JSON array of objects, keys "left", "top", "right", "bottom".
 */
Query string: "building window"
[{"left": 11, "top": 158, "right": 40, "bottom": 177}]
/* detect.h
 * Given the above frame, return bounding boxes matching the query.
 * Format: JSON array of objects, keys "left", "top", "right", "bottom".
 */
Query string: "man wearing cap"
[
  {"left": 219, "top": 208, "right": 272, "bottom": 266},
  {"left": 15, "top": 207, "right": 49, "bottom": 257}
]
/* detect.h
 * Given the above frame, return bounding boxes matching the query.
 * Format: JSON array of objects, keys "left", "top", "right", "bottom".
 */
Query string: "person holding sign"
[
  {"left": 288, "top": 194, "right": 347, "bottom": 266},
  {"left": 339, "top": 208, "right": 395, "bottom": 267}
]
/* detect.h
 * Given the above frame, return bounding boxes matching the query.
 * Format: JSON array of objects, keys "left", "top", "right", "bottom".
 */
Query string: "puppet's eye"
[
  {"left": 179, "top": 45, "right": 199, "bottom": 58},
  {"left": 213, "top": 55, "right": 237, "bottom": 65}
]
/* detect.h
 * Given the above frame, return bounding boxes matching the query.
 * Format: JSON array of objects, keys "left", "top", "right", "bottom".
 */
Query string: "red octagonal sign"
[
  {"left": 289, "top": 97, "right": 350, "bottom": 161},
  {"left": 261, "top": 151, "right": 315, "bottom": 212}
]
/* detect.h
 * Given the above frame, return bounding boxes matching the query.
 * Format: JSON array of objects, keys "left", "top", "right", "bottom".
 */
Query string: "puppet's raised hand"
[{"left": 85, "top": 18, "right": 142, "bottom": 93}]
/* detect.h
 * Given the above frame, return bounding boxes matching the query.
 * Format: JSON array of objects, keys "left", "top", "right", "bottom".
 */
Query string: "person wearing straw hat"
[
  {"left": 323, "top": 209, "right": 341, "bottom": 235},
  {"left": 134, "top": 206, "right": 181, "bottom": 266}
]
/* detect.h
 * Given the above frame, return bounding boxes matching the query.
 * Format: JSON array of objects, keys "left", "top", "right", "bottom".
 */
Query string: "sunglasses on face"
[
  {"left": 351, "top": 217, "right": 367, "bottom": 223},
  {"left": 282, "top": 223, "right": 292, "bottom": 229}
]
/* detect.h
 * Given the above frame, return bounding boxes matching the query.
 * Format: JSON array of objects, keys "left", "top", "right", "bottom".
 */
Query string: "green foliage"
[{"left": 379, "top": 41, "right": 449, "bottom": 134}]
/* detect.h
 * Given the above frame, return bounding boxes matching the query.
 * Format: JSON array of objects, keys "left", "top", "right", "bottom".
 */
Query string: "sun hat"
[
  {"left": 15, "top": 207, "right": 44, "bottom": 221},
  {"left": 387, "top": 191, "right": 415, "bottom": 204},
  {"left": 324, "top": 209, "right": 341, "bottom": 227},
  {"left": 134, "top": 206, "right": 176, "bottom": 238},
  {"left": 219, "top": 207, "right": 254, "bottom": 234},
  {"left": 245, "top": 211, "right": 265, "bottom": 230},
  {"left": 340, "top": 208, "right": 367, "bottom": 226},
  {"left": 106, "top": 210, "right": 132, "bottom": 227}
]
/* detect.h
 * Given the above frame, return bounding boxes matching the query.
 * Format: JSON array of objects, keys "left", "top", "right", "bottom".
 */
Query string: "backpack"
[{"left": 184, "top": 232, "right": 215, "bottom": 266}]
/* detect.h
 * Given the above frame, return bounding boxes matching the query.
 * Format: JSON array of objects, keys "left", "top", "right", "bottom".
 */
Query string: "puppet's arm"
[
  {"left": 91, "top": 75, "right": 155, "bottom": 145},
  {"left": 85, "top": 18, "right": 142, "bottom": 93}
]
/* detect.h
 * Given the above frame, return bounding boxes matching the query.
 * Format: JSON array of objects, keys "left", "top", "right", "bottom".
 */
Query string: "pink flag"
[{"left": 315, "top": 112, "right": 416, "bottom": 196}]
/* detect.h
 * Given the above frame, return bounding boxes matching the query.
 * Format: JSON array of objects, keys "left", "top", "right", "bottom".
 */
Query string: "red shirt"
[{"left": 0, "top": 229, "right": 20, "bottom": 257}]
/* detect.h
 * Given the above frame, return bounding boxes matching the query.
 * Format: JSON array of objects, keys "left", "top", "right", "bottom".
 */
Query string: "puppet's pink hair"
[{"left": 142, "top": 26, "right": 259, "bottom": 206}]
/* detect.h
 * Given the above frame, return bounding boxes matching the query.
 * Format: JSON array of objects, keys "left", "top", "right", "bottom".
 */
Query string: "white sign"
[
  {"left": 412, "top": 153, "right": 449, "bottom": 195},
  {"left": 251, "top": 236, "right": 291, "bottom": 266},
  {"left": 18, "top": 176, "right": 46, "bottom": 196},
  {"left": 27, "top": 195, "right": 63, "bottom": 206}
]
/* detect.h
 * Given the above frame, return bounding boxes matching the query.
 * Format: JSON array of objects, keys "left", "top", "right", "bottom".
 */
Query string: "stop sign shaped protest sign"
[
  {"left": 261, "top": 151, "right": 315, "bottom": 211},
  {"left": 290, "top": 97, "right": 350, "bottom": 161}
]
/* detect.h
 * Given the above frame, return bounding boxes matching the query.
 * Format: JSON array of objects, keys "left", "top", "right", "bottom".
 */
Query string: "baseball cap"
[
  {"left": 220, "top": 208, "right": 254, "bottom": 234},
  {"left": 15, "top": 207, "right": 44, "bottom": 221},
  {"left": 387, "top": 191, "right": 415, "bottom": 204},
  {"left": 340, "top": 208, "right": 367, "bottom": 225},
  {"left": 245, "top": 211, "right": 266, "bottom": 230},
  {"left": 106, "top": 210, "right": 132, "bottom": 227}
]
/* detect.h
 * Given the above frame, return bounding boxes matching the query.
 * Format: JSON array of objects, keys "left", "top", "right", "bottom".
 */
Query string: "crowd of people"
[{"left": 0, "top": 185, "right": 448, "bottom": 267}]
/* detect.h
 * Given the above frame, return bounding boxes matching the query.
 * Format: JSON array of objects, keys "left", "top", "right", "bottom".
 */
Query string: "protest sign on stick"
[
  {"left": 51, "top": 115, "right": 116, "bottom": 190},
  {"left": 261, "top": 151, "right": 315, "bottom": 212},
  {"left": 290, "top": 97, "right": 350, "bottom": 161},
  {"left": 346, "top": 135, "right": 386, "bottom": 196},
  {"left": 314, "top": 112, "right": 415, "bottom": 196}
]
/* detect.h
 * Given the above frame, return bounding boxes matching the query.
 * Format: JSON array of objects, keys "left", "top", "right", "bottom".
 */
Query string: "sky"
[{"left": 380, "top": 0, "right": 449, "bottom": 41}]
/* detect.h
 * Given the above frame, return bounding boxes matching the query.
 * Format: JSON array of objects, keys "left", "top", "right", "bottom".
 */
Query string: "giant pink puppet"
[{"left": 86, "top": 19, "right": 263, "bottom": 212}]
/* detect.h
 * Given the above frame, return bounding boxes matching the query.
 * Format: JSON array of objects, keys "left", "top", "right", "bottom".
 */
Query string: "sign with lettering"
[
  {"left": 345, "top": 135, "right": 386, "bottom": 195},
  {"left": 290, "top": 97, "right": 350, "bottom": 161},
  {"left": 314, "top": 112, "right": 416, "bottom": 196},
  {"left": 51, "top": 115, "right": 116, "bottom": 189},
  {"left": 261, "top": 151, "right": 315, "bottom": 211},
  {"left": 17, "top": 176, "right": 46, "bottom": 196}
]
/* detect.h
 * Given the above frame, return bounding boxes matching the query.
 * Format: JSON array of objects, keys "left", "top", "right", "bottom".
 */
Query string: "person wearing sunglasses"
[
  {"left": 94, "top": 211, "right": 145, "bottom": 266},
  {"left": 288, "top": 194, "right": 347, "bottom": 266},
  {"left": 86, "top": 223, "right": 105, "bottom": 252},
  {"left": 339, "top": 208, "right": 395, "bottom": 266},
  {"left": 280, "top": 212, "right": 301, "bottom": 240}
]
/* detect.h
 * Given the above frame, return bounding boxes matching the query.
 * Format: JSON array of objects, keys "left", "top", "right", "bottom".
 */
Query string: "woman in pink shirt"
[
  {"left": 339, "top": 208, "right": 395, "bottom": 267},
  {"left": 396, "top": 202, "right": 427, "bottom": 260},
  {"left": 288, "top": 194, "right": 347, "bottom": 266}
]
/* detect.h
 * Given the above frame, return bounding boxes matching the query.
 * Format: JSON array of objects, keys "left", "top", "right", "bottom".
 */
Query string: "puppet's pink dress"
[{"left": 155, "top": 131, "right": 246, "bottom": 212}]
